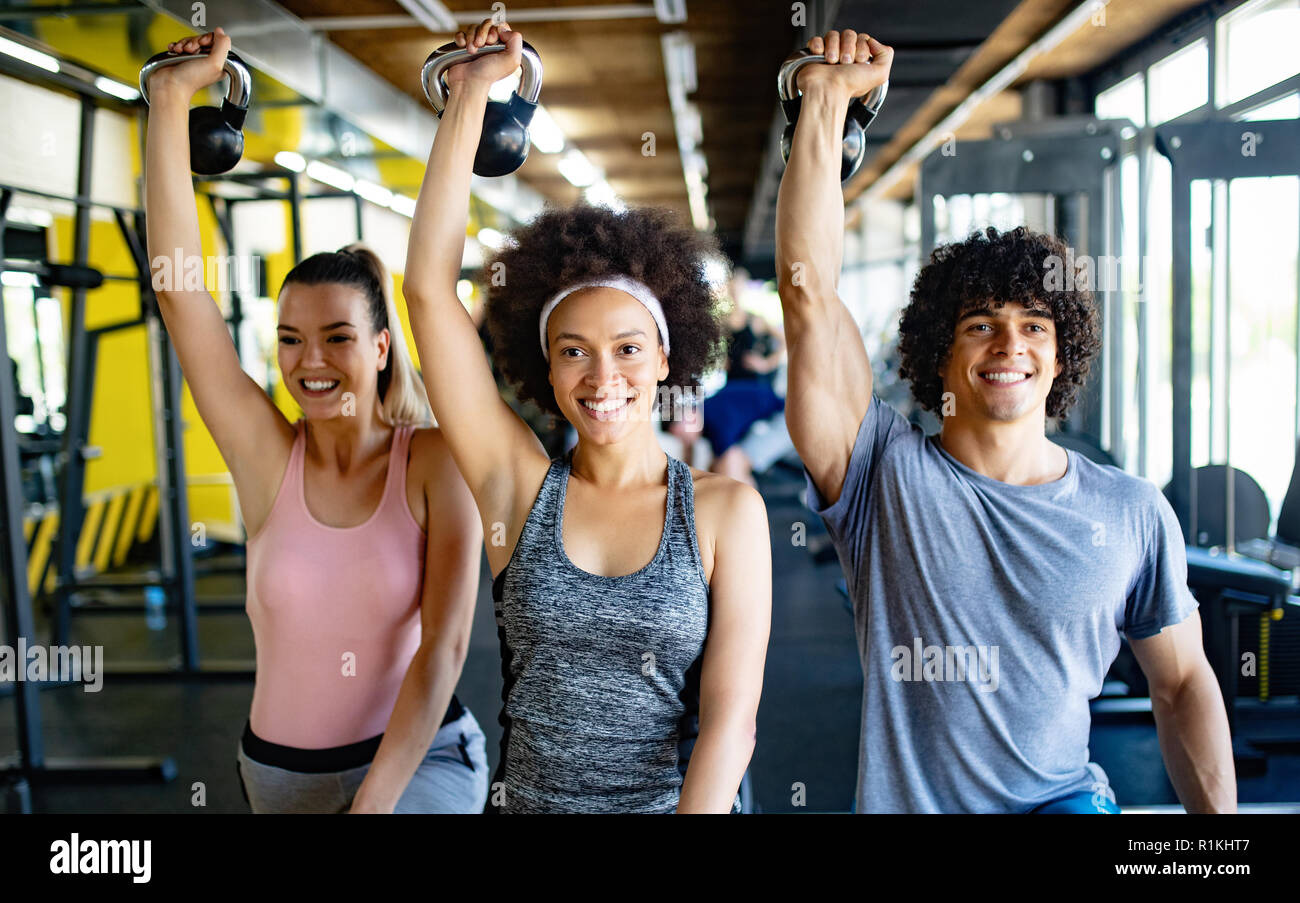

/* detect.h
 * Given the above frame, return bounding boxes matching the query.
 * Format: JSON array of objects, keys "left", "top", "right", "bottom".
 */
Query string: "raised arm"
[
  {"left": 403, "top": 20, "right": 546, "bottom": 523},
  {"left": 775, "top": 30, "right": 892, "bottom": 506},
  {"left": 143, "top": 29, "right": 292, "bottom": 529}
]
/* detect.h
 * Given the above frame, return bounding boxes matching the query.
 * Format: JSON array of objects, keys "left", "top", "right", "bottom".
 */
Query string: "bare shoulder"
[
  {"left": 687, "top": 467, "right": 768, "bottom": 584},
  {"left": 408, "top": 424, "right": 457, "bottom": 486},
  {"left": 689, "top": 467, "right": 768, "bottom": 537}
]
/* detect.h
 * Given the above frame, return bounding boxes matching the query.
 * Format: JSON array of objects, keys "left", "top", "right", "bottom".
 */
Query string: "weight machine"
[{"left": 0, "top": 89, "right": 178, "bottom": 812}]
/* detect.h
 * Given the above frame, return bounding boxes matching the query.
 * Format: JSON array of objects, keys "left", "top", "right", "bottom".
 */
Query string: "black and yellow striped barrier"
[{"left": 21, "top": 482, "right": 159, "bottom": 597}]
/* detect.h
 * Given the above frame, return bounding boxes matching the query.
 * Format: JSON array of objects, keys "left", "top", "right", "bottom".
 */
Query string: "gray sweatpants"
[{"left": 235, "top": 710, "right": 488, "bottom": 814}]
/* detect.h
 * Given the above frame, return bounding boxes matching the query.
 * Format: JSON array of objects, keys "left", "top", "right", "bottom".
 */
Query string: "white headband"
[{"left": 539, "top": 275, "right": 670, "bottom": 362}]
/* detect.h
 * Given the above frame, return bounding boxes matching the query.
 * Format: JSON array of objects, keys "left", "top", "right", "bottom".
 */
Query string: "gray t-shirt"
[{"left": 805, "top": 396, "right": 1198, "bottom": 813}]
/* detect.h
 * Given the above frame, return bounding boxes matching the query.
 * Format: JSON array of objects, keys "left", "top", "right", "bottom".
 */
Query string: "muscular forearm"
[
  {"left": 350, "top": 642, "right": 466, "bottom": 813},
  {"left": 677, "top": 721, "right": 755, "bottom": 814},
  {"left": 775, "top": 85, "right": 850, "bottom": 306},
  {"left": 1152, "top": 663, "right": 1237, "bottom": 813},
  {"left": 404, "top": 81, "right": 490, "bottom": 304}
]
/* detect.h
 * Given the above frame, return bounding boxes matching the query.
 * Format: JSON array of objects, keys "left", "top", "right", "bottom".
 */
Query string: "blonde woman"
[{"left": 143, "top": 28, "right": 487, "bottom": 814}]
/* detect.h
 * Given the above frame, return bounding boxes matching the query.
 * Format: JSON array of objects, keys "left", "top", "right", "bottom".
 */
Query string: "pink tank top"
[{"left": 245, "top": 420, "right": 425, "bottom": 748}]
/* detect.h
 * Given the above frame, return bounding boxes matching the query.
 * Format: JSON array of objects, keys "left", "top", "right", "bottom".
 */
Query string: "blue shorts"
[{"left": 701, "top": 379, "right": 785, "bottom": 456}]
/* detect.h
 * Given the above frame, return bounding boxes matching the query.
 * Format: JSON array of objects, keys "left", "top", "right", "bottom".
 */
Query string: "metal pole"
[
  {"left": 0, "top": 188, "right": 45, "bottom": 788},
  {"left": 288, "top": 173, "right": 303, "bottom": 263},
  {"left": 146, "top": 308, "right": 201, "bottom": 670},
  {"left": 206, "top": 195, "right": 243, "bottom": 360},
  {"left": 52, "top": 95, "right": 97, "bottom": 644},
  {"left": 1080, "top": 187, "right": 1106, "bottom": 440},
  {"left": 1170, "top": 146, "right": 1195, "bottom": 542},
  {"left": 1136, "top": 135, "right": 1150, "bottom": 479},
  {"left": 1107, "top": 159, "right": 1125, "bottom": 465},
  {"left": 1224, "top": 179, "right": 1234, "bottom": 554}
]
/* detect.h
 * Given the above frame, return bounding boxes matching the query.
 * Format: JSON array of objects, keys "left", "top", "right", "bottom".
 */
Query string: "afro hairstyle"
[
  {"left": 898, "top": 225, "right": 1101, "bottom": 420},
  {"left": 483, "top": 203, "right": 728, "bottom": 417}
]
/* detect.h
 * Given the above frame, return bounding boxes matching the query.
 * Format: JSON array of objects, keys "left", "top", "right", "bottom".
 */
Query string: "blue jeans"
[{"left": 1031, "top": 787, "right": 1121, "bottom": 814}]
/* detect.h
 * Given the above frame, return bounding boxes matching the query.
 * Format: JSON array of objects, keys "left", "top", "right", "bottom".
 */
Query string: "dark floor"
[{"left": 3, "top": 464, "right": 1299, "bottom": 813}]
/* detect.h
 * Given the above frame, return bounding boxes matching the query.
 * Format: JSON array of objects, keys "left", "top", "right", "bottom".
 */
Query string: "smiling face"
[
  {"left": 545, "top": 287, "right": 670, "bottom": 445},
  {"left": 940, "top": 300, "right": 1062, "bottom": 424},
  {"left": 276, "top": 282, "right": 389, "bottom": 420}
]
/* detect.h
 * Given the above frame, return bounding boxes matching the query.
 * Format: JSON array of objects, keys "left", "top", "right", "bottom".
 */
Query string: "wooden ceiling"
[
  {"left": 273, "top": 0, "right": 800, "bottom": 255},
  {"left": 276, "top": 0, "right": 1222, "bottom": 263},
  {"left": 841, "top": 0, "right": 1209, "bottom": 211}
]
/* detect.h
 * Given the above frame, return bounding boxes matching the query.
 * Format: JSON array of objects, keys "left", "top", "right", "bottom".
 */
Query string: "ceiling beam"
[
  {"left": 0, "top": 2, "right": 148, "bottom": 20},
  {"left": 302, "top": 5, "right": 661, "bottom": 32}
]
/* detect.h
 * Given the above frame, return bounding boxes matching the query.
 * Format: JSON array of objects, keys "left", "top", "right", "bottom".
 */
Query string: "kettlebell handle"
[
  {"left": 777, "top": 49, "right": 887, "bottom": 117},
  {"left": 422, "top": 40, "right": 543, "bottom": 117},
  {"left": 139, "top": 49, "right": 252, "bottom": 113}
]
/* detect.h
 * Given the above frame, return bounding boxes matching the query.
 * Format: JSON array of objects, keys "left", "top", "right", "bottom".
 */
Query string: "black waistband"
[{"left": 241, "top": 694, "right": 464, "bottom": 773}]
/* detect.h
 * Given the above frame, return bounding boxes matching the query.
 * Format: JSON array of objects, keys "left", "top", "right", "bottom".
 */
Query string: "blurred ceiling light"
[
  {"left": 530, "top": 104, "right": 565, "bottom": 154},
  {"left": 476, "top": 227, "right": 506, "bottom": 249},
  {"left": 655, "top": 0, "right": 689, "bottom": 28},
  {"left": 306, "top": 160, "right": 355, "bottom": 191},
  {"left": 661, "top": 31, "right": 710, "bottom": 231},
  {"left": 0, "top": 36, "right": 58, "bottom": 73},
  {"left": 274, "top": 151, "right": 307, "bottom": 172},
  {"left": 94, "top": 76, "right": 139, "bottom": 102},
  {"left": 558, "top": 148, "right": 601, "bottom": 188},
  {"left": 389, "top": 194, "right": 417, "bottom": 218},
  {"left": 354, "top": 179, "right": 394, "bottom": 207},
  {"left": 584, "top": 179, "right": 625, "bottom": 212}
]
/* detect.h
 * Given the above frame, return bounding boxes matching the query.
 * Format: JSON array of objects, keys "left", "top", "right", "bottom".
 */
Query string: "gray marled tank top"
[{"left": 489, "top": 448, "right": 710, "bottom": 813}]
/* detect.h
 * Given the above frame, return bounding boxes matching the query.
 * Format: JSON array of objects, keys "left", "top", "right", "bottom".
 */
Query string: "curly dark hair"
[
  {"left": 898, "top": 226, "right": 1101, "bottom": 420},
  {"left": 483, "top": 204, "right": 727, "bottom": 417}
]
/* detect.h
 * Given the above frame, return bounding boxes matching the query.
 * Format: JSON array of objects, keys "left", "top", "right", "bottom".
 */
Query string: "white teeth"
[
  {"left": 581, "top": 398, "right": 631, "bottom": 413},
  {"left": 303, "top": 379, "right": 339, "bottom": 391},
  {"left": 982, "top": 372, "right": 1028, "bottom": 383}
]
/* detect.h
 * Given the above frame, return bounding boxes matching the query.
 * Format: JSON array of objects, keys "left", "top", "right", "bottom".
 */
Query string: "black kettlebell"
[
  {"left": 422, "top": 40, "right": 543, "bottom": 178},
  {"left": 139, "top": 49, "right": 252, "bottom": 175},
  {"left": 778, "top": 49, "right": 887, "bottom": 185}
]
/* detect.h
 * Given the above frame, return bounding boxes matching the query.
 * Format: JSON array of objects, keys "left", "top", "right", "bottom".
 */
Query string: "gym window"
[
  {"left": 1147, "top": 38, "right": 1208, "bottom": 125},
  {"left": 1095, "top": 72, "right": 1145, "bottom": 129},
  {"left": 1216, "top": 0, "right": 1300, "bottom": 109},
  {"left": 1236, "top": 92, "right": 1299, "bottom": 120}
]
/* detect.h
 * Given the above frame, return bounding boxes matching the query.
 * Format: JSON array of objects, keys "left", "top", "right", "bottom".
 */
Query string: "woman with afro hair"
[{"left": 403, "top": 19, "right": 771, "bottom": 813}]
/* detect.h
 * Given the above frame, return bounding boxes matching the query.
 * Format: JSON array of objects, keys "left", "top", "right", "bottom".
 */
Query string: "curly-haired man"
[{"left": 776, "top": 27, "right": 1234, "bottom": 813}]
